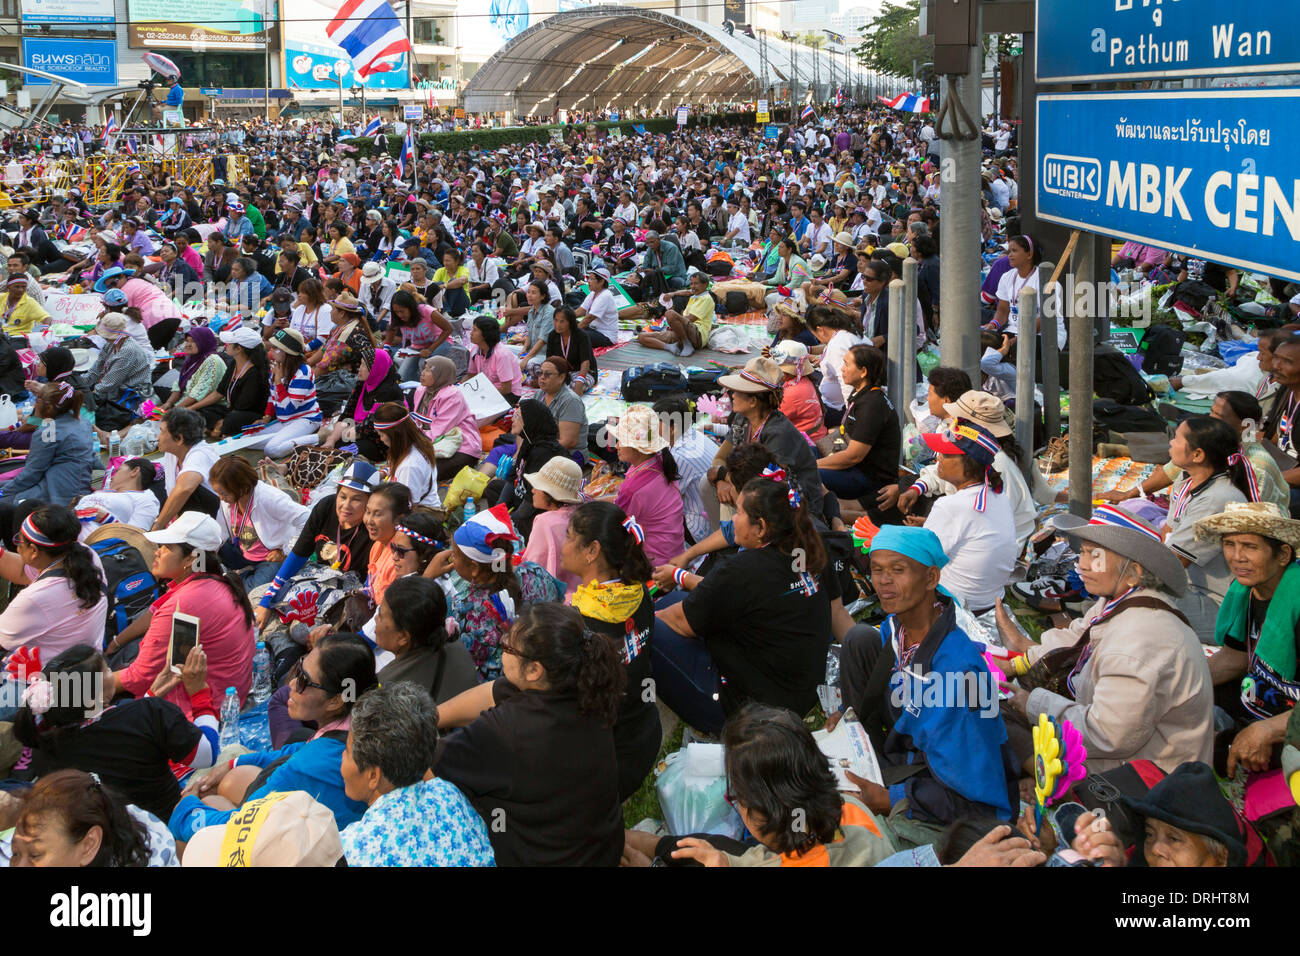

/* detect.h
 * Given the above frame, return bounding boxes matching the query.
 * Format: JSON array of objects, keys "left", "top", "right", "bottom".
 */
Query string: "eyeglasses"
[
  {"left": 497, "top": 639, "right": 533, "bottom": 662},
  {"left": 290, "top": 658, "right": 329, "bottom": 694},
  {"left": 389, "top": 541, "right": 415, "bottom": 559}
]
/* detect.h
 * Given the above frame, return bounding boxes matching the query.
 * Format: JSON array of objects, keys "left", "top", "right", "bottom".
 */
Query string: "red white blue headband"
[{"left": 21, "top": 515, "right": 70, "bottom": 548}]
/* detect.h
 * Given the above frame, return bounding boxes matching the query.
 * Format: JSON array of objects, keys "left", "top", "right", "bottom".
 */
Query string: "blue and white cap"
[{"left": 338, "top": 461, "right": 381, "bottom": 493}]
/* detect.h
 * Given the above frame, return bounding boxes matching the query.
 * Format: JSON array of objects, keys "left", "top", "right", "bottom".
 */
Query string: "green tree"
[{"left": 851, "top": 0, "right": 934, "bottom": 85}]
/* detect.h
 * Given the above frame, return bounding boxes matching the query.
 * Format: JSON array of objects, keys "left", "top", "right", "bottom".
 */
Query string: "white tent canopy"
[{"left": 462, "top": 6, "right": 899, "bottom": 116}]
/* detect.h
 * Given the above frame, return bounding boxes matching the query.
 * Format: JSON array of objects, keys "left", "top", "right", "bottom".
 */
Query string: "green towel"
[{"left": 1214, "top": 562, "right": 1300, "bottom": 680}]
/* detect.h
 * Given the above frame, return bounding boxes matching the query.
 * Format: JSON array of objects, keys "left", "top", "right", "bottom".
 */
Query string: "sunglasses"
[
  {"left": 290, "top": 657, "right": 330, "bottom": 695},
  {"left": 389, "top": 541, "right": 415, "bottom": 559}
]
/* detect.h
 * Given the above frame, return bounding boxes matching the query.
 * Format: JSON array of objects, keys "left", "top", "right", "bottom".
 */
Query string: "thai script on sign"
[{"left": 1113, "top": 117, "right": 1271, "bottom": 150}]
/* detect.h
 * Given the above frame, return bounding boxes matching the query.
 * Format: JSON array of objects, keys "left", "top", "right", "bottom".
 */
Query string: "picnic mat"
[{"left": 1043, "top": 455, "right": 1159, "bottom": 496}]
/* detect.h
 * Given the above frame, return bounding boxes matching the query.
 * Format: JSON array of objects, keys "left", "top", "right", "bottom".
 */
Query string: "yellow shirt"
[
  {"left": 2, "top": 293, "right": 50, "bottom": 335},
  {"left": 684, "top": 291, "right": 715, "bottom": 342},
  {"left": 329, "top": 237, "right": 356, "bottom": 259}
]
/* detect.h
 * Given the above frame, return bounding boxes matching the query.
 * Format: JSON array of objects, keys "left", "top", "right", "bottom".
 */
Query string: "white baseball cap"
[
  {"left": 145, "top": 512, "right": 224, "bottom": 552},
  {"left": 219, "top": 326, "right": 263, "bottom": 349}
]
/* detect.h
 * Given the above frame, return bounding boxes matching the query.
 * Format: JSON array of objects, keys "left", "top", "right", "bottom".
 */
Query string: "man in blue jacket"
[{"left": 830, "top": 525, "right": 1017, "bottom": 842}]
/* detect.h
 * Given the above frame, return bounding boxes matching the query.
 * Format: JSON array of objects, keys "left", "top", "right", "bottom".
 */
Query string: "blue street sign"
[
  {"left": 201, "top": 87, "right": 222, "bottom": 96},
  {"left": 764, "top": 124, "right": 779, "bottom": 140},
  {"left": 1036, "top": 0, "right": 1300, "bottom": 83},
  {"left": 1036, "top": 90, "right": 1300, "bottom": 282}
]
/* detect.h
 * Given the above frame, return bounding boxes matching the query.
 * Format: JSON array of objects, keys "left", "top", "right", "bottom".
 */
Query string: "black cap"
[{"left": 270, "top": 287, "right": 294, "bottom": 312}]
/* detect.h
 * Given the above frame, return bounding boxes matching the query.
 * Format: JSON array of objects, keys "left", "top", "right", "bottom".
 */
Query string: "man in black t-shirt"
[{"left": 816, "top": 343, "right": 902, "bottom": 505}]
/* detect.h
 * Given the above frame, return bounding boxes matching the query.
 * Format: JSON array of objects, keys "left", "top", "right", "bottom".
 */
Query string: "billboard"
[
  {"left": 20, "top": 0, "right": 113, "bottom": 25},
  {"left": 723, "top": 0, "right": 746, "bottom": 27},
  {"left": 127, "top": 0, "right": 276, "bottom": 51},
  {"left": 1036, "top": 89, "right": 1300, "bottom": 283},
  {"left": 23, "top": 37, "right": 118, "bottom": 85},
  {"left": 283, "top": 0, "right": 409, "bottom": 91},
  {"left": 457, "top": 0, "right": 590, "bottom": 61},
  {"left": 1036, "top": 0, "right": 1300, "bottom": 83}
]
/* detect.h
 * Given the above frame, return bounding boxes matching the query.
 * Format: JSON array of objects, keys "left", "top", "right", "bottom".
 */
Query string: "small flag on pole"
[
  {"left": 362, "top": 115, "right": 382, "bottom": 138},
  {"left": 801, "top": 103, "right": 816, "bottom": 122}
]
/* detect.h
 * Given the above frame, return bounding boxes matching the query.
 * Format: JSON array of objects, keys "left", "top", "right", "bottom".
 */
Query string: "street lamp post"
[{"left": 334, "top": 61, "right": 349, "bottom": 126}]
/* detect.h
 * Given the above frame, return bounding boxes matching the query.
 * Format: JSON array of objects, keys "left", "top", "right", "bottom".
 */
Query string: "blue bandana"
[{"left": 870, "top": 525, "right": 949, "bottom": 570}]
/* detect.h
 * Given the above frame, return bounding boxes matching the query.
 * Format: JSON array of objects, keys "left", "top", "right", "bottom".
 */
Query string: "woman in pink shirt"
[
  {"left": 119, "top": 275, "right": 183, "bottom": 330},
  {"left": 611, "top": 405, "right": 685, "bottom": 566},
  {"left": 520, "top": 456, "right": 584, "bottom": 594},
  {"left": 412, "top": 355, "right": 482, "bottom": 479},
  {"left": 0, "top": 507, "right": 108, "bottom": 715},
  {"left": 108, "top": 512, "right": 255, "bottom": 718},
  {"left": 467, "top": 314, "right": 522, "bottom": 403}
]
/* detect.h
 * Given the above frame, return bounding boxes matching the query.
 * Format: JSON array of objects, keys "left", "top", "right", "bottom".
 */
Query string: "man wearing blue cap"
[{"left": 829, "top": 525, "right": 1017, "bottom": 840}]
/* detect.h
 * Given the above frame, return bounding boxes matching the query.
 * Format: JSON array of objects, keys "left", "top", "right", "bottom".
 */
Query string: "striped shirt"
[{"left": 265, "top": 362, "right": 322, "bottom": 423}]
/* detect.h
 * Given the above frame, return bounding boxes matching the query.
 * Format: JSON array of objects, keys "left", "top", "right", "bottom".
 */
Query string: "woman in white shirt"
[
  {"left": 990, "top": 234, "right": 1064, "bottom": 349},
  {"left": 373, "top": 402, "right": 442, "bottom": 509},
  {"left": 805, "top": 306, "right": 865, "bottom": 425},
  {"left": 921, "top": 421, "right": 1018, "bottom": 612},
  {"left": 289, "top": 278, "right": 335, "bottom": 349},
  {"left": 76, "top": 458, "right": 161, "bottom": 540},
  {"left": 466, "top": 240, "right": 501, "bottom": 305},
  {"left": 209, "top": 456, "right": 311, "bottom": 588},
  {"left": 575, "top": 269, "right": 620, "bottom": 348}
]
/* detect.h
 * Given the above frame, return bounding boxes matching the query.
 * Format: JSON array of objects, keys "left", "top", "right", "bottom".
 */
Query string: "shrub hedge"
[{"left": 346, "top": 108, "right": 792, "bottom": 159}]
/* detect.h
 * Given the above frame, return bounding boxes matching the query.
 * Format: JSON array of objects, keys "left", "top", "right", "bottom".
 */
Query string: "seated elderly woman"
[
  {"left": 339, "top": 682, "right": 495, "bottom": 867},
  {"left": 169, "top": 634, "right": 378, "bottom": 843},
  {"left": 1067, "top": 762, "right": 1266, "bottom": 867},
  {"left": 996, "top": 506, "right": 1215, "bottom": 774},
  {"left": 832, "top": 525, "right": 1017, "bottom": 839},
  {"left": 7, "top": 769, "right": 152, "bottom": 868},
  {"left": 1192, "top": 502, "right": 1300, "bottom": 778}
]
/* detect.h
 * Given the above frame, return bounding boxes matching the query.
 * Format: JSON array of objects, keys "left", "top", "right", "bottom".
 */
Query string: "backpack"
[
  {"left": 685, "top": 368, "right": 725, "bottom": 397},
  {"left": 1140, "top": 323, "right": 1186, "bottom": 376},
  {"left": 621, "top": 363, "right": 689, "bottom": 401},
  {"left": 1092, "top": 398, "right": 1170, "bottom": 435},
  {"left": 90, "top": 538, "right": 160, "bottom": 640},
  {"left": 722, "top": 290, "right": 750, "bottom": 315},
  {"left": 1092, "top": 344, "right": 1155, "bottom": 406}
]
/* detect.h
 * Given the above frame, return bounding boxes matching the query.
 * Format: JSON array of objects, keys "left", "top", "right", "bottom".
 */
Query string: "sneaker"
[{"left": 1011, "top": 577, "right": 1082, "bottom": 613}]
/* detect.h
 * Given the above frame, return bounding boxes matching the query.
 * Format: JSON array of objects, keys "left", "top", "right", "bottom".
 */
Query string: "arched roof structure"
[{"left": 463, "top": 6, "right": 899, "bottom": 116}]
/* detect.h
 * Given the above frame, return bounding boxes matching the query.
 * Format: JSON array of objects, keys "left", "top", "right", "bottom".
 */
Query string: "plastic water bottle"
[
  {"left": 108, "top": 430, "right": 121, "bottom": 459},
  {"left": 218, "top": 687, "right": 241, "bottom": 753},
  {"left": 463, "top": 496, "right": 477, "bottom": 520},
  {"left": 249, "top": 643, "right": 271, "bottom": 705},
  {"left": 92, "top": 433, "right": 101, "bottom": 462}
]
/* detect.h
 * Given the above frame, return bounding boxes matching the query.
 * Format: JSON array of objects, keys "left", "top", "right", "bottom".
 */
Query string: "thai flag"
[
  {"left": 325, "top": 0, "right": 412, "bottom": 79},
  {"left": 835, "top": 86, "right": 845, "bottom": 108},
  {"left": 394, "top": 135, "right": 406, "bottom": 180},
  {"left": 103, "top": 113, "right": 118, "bottom": 142},
  {"left": 402, "top": 127, "right": 415, "bottom": 175},
  {"left": 880, "top": 92, "right": 932, "bottom": 114},
  {"left": 361, "top": 116, "right": 382, "bottom": 138},
  {"left": 801, "top": 103, "right": 816, "bottom": 121},
  {"left": 122, "top": 135, "right": 137, "bottom": 155}
]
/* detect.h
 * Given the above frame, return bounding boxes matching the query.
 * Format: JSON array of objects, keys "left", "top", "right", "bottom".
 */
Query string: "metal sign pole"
[
  {"left": 1014, "top": 285, "right": 1038, "bottom": 481},
  {"left": 901, "top": 257, "right": 918, "bottom": 418},
  {"left": 1068, "top": 236, "right": 1097, "bottom": 518},
  {"left": 887, "top": 278, "right": 906, "bottom": 429}
]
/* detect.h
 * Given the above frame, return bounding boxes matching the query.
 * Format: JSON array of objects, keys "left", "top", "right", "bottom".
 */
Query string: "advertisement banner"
[
  {"left": 23, "top": 37, "right": 118, "bottom": 86},
  {"left": 1036, "top": 0, "right": 1299, "bottom": 83},
  {"left": 127, "top": 0, "right": 276, "bottom": 50},
  {"left": 283, "top": 0, "right": 409, "bottom": 91},
  {"left": 20, "top": 0, "right": 113, "bottom": 25},
  {"left": 723, "top": 0, "right": 745, "bottom": 26},
  {"left": 1036, "top": 89, "right": 1300, "bottom": 282}
]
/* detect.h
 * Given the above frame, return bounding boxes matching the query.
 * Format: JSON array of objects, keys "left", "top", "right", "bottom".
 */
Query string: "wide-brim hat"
[
  {"left": 360, "top": 261, "right": 384, "bottom": 280},
  {"left": 943, "top": 390, "right": 1013, "bottom": 438},
  {"left": 718, "top": 356, "right": 784, "bottom": 394},
  {"left": 1051, "top": 505, "right": 1188, "bottom": 597},
  {"left": 833, "top": 230, "right": 855, "bottom": 248},
  {"left": 611, "top": 404, "right": 669, "bottom": 454},
  {"left": 1193, "top": 501, "right": 1300, "bottom": 553},
  {"left": 524, "top": 456, "right": 584, "bottom": 505},
  {"left": 770, "top": 339, "right": 809, "bottom": 374}
]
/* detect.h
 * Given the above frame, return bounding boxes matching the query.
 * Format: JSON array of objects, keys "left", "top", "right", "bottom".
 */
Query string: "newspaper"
[{"left": 812, "top": 708, "right": 883, "bottom": 790}]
